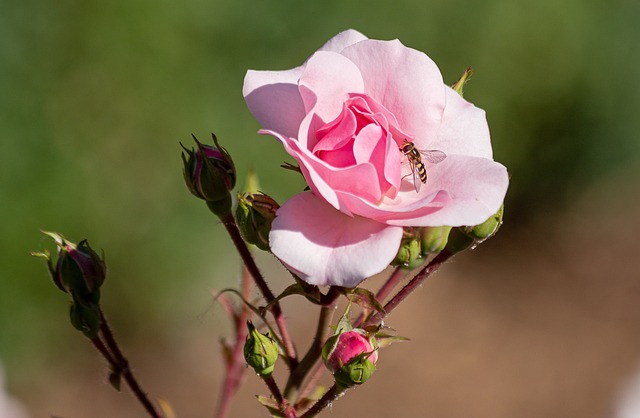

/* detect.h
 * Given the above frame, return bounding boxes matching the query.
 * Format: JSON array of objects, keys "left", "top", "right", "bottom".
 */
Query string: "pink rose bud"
[
  {"left": 181, "top": 133, "right": 236, "bottom": 212},
  {"left": 322, "top": 329, "right": 378, "bottom": 387}
]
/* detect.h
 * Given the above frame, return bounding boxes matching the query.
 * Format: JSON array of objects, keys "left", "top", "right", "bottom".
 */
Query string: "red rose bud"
[
  {"left": 181, "top": 133, "right": 236, "bottom": 204},
  {"left": 34, "top": 232, "right": 106, "bottom": 338},
  {"left": 244, "top": 321, "right": 279, "bottom": 377},
  {"left": 322, "top": 329, "right": 378, "bottom": 387},
  {"left": 38, "top": 231, "right": 106, "bottom": 302},
  {"left": 235, "top": 193, "right": 279, "bottom": 251}
]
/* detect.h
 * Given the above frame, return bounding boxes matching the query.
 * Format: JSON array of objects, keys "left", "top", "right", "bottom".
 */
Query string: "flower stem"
[
  {"left": 220, "top": 213, "right": 297, "bottom": 367},
  {"left": 374, "top": 266, "right": 407, "bottom": 304},
  {"left": 300, "top": 384, "right": 346, "bottom": 418},
  {"left": 98, "top": 309, "right": 163, "bottom": 418},
  {"left": 364, "top": 249, "right": 454, "bottom": 328},
  {"left": 283, "top": 307, "right": 330, "bottom": 399},
  {"left": 215, "top": 266, "right": 252, "bottom": 418},
  {"left": 284, "top": 287, "right": 339, "bottom": 400},
  {"left": 353, "top": 267, "right": 406, "bottom": 327}
]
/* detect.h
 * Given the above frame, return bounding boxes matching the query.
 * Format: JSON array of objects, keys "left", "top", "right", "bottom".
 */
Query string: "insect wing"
[
  {"left": 419, "top": 149, "right": 447, "bottom": 164},
  {"left": 407, "top": 158, "right": 422, "bottom": 193}
]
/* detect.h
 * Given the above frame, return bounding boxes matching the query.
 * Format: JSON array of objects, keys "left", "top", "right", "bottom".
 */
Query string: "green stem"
[
  {"left": 219, "top": 213, "right": 298, "bottom": 368},
  {"left": 284, "top": 287, "right": 340, "bottom": 400}
]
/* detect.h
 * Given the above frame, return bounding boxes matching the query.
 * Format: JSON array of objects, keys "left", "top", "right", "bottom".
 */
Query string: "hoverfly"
[{"left": 400, "top": 139, "right": 446, "bottom": 193}]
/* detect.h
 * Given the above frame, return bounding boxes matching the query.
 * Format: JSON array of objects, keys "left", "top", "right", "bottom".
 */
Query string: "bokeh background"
[{"left": 2, "top": 0, "right": 640, "bottom": 417}]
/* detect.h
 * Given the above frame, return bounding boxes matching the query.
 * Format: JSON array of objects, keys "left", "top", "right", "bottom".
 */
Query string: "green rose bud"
[
  {"left": 420, "top": 226, "right": 452, "bottom": 255},
  {"left": 391, "top": 232, "right": 423, "bottom": 270},
  {"left": 69, "top": 301, "right": 101, "bottom": 338},
  {"left": 463, "top": 204, "right": 504, "bottom": 241},
  {"left": 445, "top": 205, "right": 505, "bottom": 254},
  {"left": 235, "top": 193, "right": 279, "bottom": 251},
  {"left": 244, "top": 321, "right": 279, "bottom": 377},
  {"left": 444, "top": 227, "right": 476, "bottom": 254}
]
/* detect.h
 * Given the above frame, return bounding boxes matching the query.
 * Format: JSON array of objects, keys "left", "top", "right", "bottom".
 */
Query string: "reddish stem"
[
  {"left": 220, "top": 214, "right": 297, "bottom": 366},
  {"left": 215, "top": 266, "right": 252, "bottom": 418},
  {"left": 353, "top": 267, "right": 406, "bottom": 327},
  {"left": 364, "top": 250, "right": 453, "bottom": 327},
  {"left": 300, "top": 384, "right": 346, "bottom": 418},
  {"left": 98, "top": 309, "right": 163, "bottom": 418}
]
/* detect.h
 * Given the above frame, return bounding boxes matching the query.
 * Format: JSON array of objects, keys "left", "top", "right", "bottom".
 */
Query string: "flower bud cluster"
[
  {"left": 37, "top": 232, "right": 106, "bottom": 338},
  {"left": 391, "top": 205, "right": 505, "bottom": 267}
]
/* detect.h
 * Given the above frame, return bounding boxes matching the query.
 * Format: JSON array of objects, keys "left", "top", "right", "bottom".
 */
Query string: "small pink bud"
[{"left": 322, "top": 329, "right": 378, "bottom": 387}]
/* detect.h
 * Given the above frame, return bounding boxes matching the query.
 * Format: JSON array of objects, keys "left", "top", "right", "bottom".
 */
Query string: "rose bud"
[
  {"left": 420, "top": 226, "right": 452, "bottom": 255},
  {"left": 244, "top": 321, "right": 279, "bottom": 377},
  {"left": 463, "top": 204, "right": 504, "bottom": 241},
  {"left": 391, "top": 233, "right": 423, "bottom": 270},
  {"left": 322, "top": 329, "right": 378, "bottom": 387},
  {"left": 37, "top": 231, "right": 106, "bottom": 301},
  {"left": 181, "top": 133, "right": 236, "bottom": 211},
  {"left": 34, "top": 231, "right": 106, "bottom": 338},
  {"left": 235, "top": 193, "right": 279, "bottom": 251}
]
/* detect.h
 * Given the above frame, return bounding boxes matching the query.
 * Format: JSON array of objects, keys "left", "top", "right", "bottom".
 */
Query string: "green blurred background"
[{"left": 2, "top": 0, "right": 639, "bottom": 417}]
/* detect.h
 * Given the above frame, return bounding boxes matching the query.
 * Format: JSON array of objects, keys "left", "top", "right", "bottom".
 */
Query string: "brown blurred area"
[{"left": 19, "top": 170, "right": 640, "bottom": 418}]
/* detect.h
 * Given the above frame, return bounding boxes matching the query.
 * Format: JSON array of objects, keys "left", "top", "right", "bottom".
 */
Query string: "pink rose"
[{"left": 243, "top": 30, "right": 508, "bottom": 287}]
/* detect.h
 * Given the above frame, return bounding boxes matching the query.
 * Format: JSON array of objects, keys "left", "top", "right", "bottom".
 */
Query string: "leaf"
[
  {"left": 256, "top": 395, "right": 284, "bottom": 418},
  {"left": 267, "top": 283, "right": 322, "bottom": 307},
  {"left": 280, "top": 162, "right": 302, "bottom": 173},
  {"left": 335, "top": 303, "right": 354, "bottom": 334},
  {"left": 374, "top": 333, "right": 410, "bottom": 349},
  {"left": 157, "top": 398, "right": 178, "bottom": 418},
  {"left": 211, "top": 288, "right": 288, "bottom": 360},
  {"left": 295, "top": 385, "right": 326, "bottom": 410},
  {"left": 346, "top": 288, "right": 385, "bottom": 315},
  {"left": 108, "top": 370, "right": 122, "bottom": 391},
  {"left": 451, "top": 66, "right": 474, "bottom": 97}
]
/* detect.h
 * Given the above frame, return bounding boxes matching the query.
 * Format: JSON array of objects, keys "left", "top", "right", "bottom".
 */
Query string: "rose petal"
[
  {"left": 243, "top": 67, "right": 306, "bottom": 139},
  {"left": 317, "top": 29, "right": 368, "bottom": 53},
  {"left": 434, "top": 86, "right": 494, "bottom": 159},
  {"left": 298, "top": 51, "right": 365, "bottom": 122},
  {"left": 333, "top": 155, "right": 508, "bottom": 227},
  {"left": 341, "top": 39, "right": 446, "bottom": 145},
  {"left": 270, "top": 192, "right": 403, "bottom": 287},
  {"left": 262, "top": 128, "right": 384, "bottom": 204}
]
